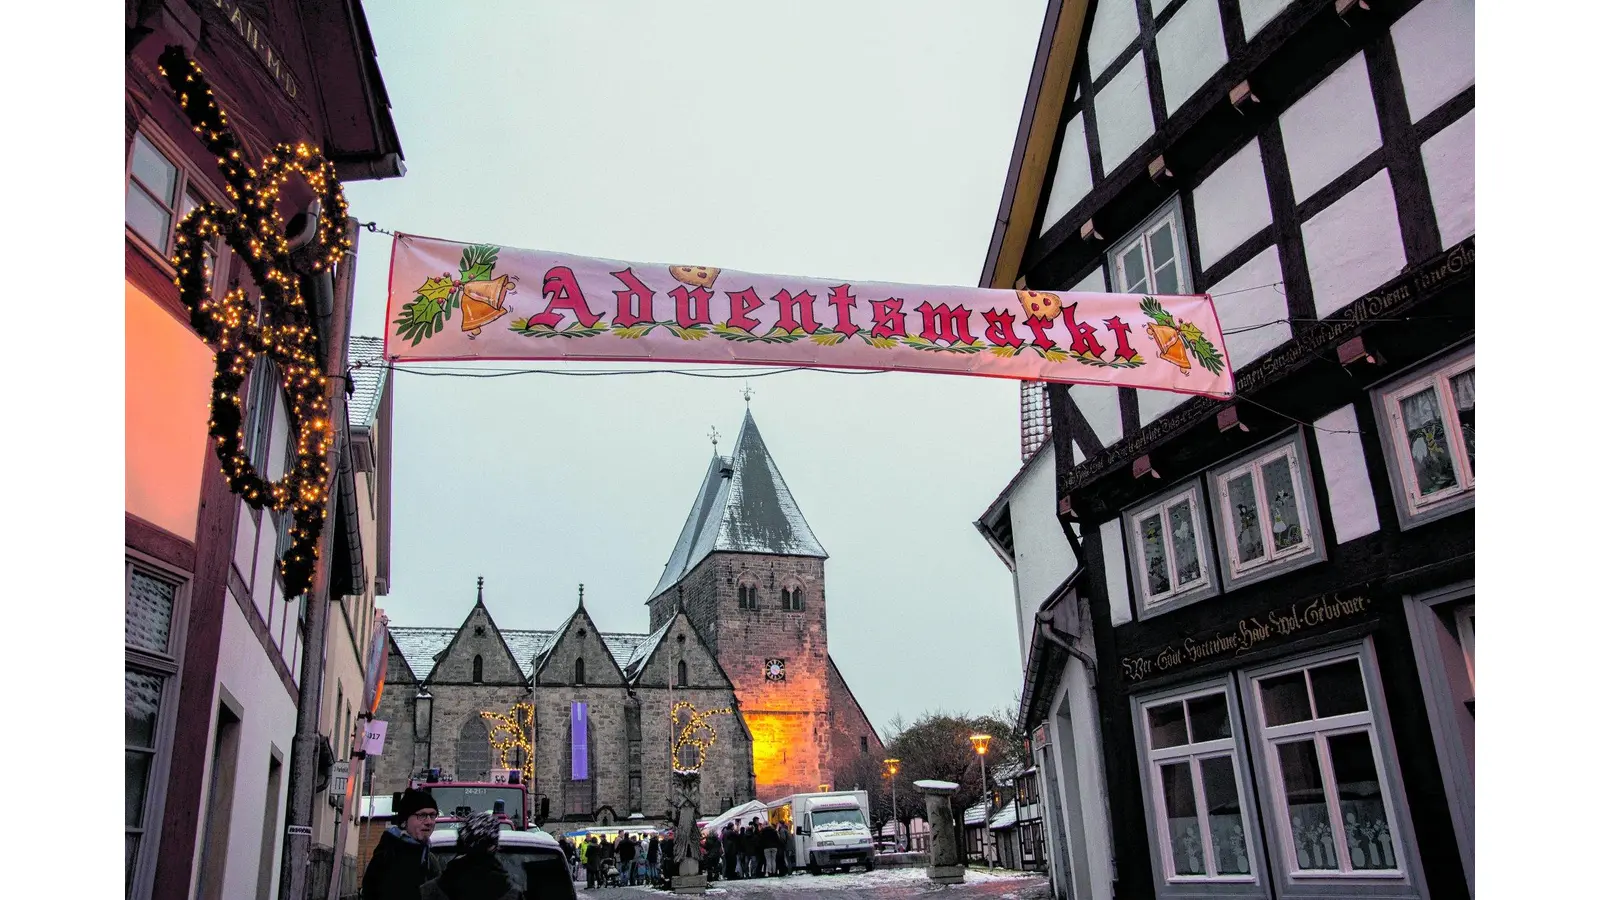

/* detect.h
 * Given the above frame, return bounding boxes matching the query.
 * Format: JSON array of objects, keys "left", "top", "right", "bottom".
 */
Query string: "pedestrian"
[
  {"left": 647, "top": 834, "right": 661, "bottom": 883},
  {"left": 420, "top": 811, "right": 521, "bottom": 900},
  {"left": 618, "top": 831, "right": 637, "bottom": 885},
  {"left": 721, "top": 825, "right": 737, "bottom": 881},
  {"left": 741, "top": 822, "right": 760, "bottom": 878},
  {"left": 760, "top": 821, "right": 780, "bottom": 877},
  {"left": 702, "top": 829, "right": 720, "bottom": 883},
  {"left": 362, "top": 787, "right": 444, "bottom": 900},
  {"left": 583, "top": 836, "right": 598, "bottom": 890},
  {"left": 775, "top": 821, "right": 791, "bottom": 876}
]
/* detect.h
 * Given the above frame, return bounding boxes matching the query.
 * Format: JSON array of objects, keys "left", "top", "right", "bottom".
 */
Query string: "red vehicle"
[{"left": 402, "top": 769, "right": 547, "bottom": 830}]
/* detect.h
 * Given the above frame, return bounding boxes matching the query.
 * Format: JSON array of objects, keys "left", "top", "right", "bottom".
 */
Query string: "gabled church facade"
[{"left": 369, "top": 410, "right": 884, "bottom": 824}]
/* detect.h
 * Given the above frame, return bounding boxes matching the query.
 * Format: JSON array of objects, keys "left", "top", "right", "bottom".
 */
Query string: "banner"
[{"left": 385, "top": 234, "right": 1235, "bottom": 398}]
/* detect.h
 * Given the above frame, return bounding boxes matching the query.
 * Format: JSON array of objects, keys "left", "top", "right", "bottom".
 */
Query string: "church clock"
[{"left": 764, "top": 658, "right": 786, "bottom": 682}]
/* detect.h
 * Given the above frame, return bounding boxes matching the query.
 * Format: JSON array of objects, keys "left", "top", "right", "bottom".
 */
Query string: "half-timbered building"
[{"left": 977, "top": 1, "right": 1473, "bottom": 898}]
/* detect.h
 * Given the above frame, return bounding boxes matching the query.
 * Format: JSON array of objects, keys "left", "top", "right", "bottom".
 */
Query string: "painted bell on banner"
[
  {"left": 460, "top": 274, "right": 515, "bottom": 336},
  {"left": 1146, "top": 322, "right": 1192, "bottom": 375}
]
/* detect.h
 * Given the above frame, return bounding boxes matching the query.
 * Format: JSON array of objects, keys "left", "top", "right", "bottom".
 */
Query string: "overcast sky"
[{"left": 343, "top": 1, "right": 1048, "bottom": 733}]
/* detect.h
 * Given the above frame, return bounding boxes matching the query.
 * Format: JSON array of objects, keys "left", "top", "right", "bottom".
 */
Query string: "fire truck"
[{"left": 402, "top": 768, "right": 549, "bottom": 831}]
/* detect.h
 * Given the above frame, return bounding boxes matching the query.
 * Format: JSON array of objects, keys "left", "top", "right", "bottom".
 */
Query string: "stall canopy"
[{"left": 702, "top": 799, "right": 770, "bottom": 835}]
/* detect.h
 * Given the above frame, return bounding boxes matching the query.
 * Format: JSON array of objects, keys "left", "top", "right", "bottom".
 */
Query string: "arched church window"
[
  {"left": 738, "top": 582, "right": 759, "bottom": 609},
  {"left": 677, "top": 659, "right": 688, "bottom": 687},
  {"left": 472, "top": 655, "right": 483, "bottom": 683},
  {"left": 575, "top": 657, "right": 586, "bottom": 685},
  {"left": 456, "top": 716, "right": 490, "bottom": 782},
  {"left": 782, "top": 584, "right": 805, "bottom": 611}
]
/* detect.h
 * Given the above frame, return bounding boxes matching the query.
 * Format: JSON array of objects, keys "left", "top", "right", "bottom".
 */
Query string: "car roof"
[{"left": 429, "top": 828, "right": 561, "bottom": 851}]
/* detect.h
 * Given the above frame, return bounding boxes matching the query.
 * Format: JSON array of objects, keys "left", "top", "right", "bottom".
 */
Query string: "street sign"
[
  {"left": 364, "top": 720, "right": 388, "bottom": 756},
  {"left": 330, "top": 761, "right": 350, "bottom": 797},
  {"left": 286, "top": 825, "right": 312, "bottom": 837}
]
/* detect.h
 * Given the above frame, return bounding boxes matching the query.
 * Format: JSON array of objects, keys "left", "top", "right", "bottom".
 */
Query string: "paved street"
[{"left": 575, "top": 868, "right": 1048, "bottom": 900}]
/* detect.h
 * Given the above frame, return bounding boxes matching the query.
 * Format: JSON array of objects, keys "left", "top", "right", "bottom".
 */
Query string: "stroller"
[{"left": 600, "top": 856, "right": 623, "bottom": 888}]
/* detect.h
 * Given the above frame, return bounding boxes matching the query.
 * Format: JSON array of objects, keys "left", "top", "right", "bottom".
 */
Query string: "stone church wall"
[{"left": 827, "top": 658, "right": 886, "bottom": 790}]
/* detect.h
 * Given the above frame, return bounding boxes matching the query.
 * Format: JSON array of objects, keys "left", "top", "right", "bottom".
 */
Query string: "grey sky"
[{"left": 344, "top": 1, "right": 1048, "bottom": 732}]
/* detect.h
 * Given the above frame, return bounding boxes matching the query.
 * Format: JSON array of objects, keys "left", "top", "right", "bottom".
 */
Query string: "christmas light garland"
[
  {"left": 481, "top": 702, "right": 536, "bottom": 786},
  {"left": 671, "top": 701, "right": 733, "bottom": 773},
  {"left": 156, "top": 46, "right": 353, "bottom": 598}
]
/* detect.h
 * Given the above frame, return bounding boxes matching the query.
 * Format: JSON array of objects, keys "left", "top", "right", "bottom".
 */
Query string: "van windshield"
[
  {"left": 427, "top": 785, "right": 525, "bottom": 822},
  {"left": 811, "top": 808, "right": 866, "bottom": 830}
]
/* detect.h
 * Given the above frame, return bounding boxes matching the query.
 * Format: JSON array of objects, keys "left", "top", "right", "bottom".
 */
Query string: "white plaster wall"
[
  {"left": 1087, "top": 0, "right": 1140, "bottom": 80},
  {"left": 1100, "top": 520, "right": 1133, "bottom": 626},
  {"left": 1392, "top": 0, "right": 1475, "bottom": 122},
  {"left": 1040, "top": 114, "right": 1093, "bottom": 236},
  {"left": 1301, "top": 170, "right": 1407, "bottom": 317},
  {"left": 1208, "top": 246, "right": 1291, "bottom": 368},
  {"left": 1422, "top": 110, "right": 1475, "bottom": 247},
  {"left": 1072, "top": 385, "right": 1123, "bottom": 447},
  {"left": 1013, "top": 443, "right": 1080, "bottom": 622},
  {"left": 1064, "top": 662, "right": 1114, "bottom": 900},
  {"left": 1156, "top": 0, "right": 1228, "bottom": 115},
  {"left": 1137, "top": 387, "right": 1185, "bottom": 425},
  {"left": 1193, "top": 138, "right": 1273, "bottom": 270},
  {"left": 1313, "top": 405, "right": 1382, "bottom": 543},
  {"left": 1095, "top": 55, "right": 1155, "bottom": 174},
  {"left": 1239, "top": 0, "right": 1294, "bottom": 41},
  {"left": 213, "top": 597, "right": 299, "bottom": 900},
  {"left": 251, "top": 512, "right": 276, "bottom": 610},
  {"left": 1280, "top": 53, "right": 1382, "bottom": 202},
  {"left": 1072, "top": 268, "right": 1107, "bottom": 294}
]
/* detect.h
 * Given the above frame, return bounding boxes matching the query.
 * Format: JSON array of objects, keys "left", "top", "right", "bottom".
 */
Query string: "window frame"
[
  {"left": 1239, "top": 642, "right": 1423, "bottom": 895},
  {"left": 1110, "top": 199, "right": 1194, "bottom": 297},
  {"left": 126, "top": 125, "right": 230, "bottom": 293},
  {"left": 1370, "top": 345, "right": 1476, "bottom": 529},
  {"left": 1123, "top": 479, "right": 1220, "bottom": 618},
  {"left": 126, "top": 553, "right": 191, "bottom": 900},
  {"left": 1207, "top": 431, "right": 1327, "bottom": 592}
]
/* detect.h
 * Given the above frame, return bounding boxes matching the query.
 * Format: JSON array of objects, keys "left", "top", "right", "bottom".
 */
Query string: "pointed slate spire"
[
  {"left": 650, "top": 410, "right": 826, "bottom": 600},
  {"left": 476, "top": 576, "right": 485, "bottom": 606},
  {"left": 578, "top": 583, "right": 585, "bottom": 609}
]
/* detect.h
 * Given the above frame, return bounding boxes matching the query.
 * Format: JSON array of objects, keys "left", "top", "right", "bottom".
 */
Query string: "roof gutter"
[{"left": 979, "top": 0, "right": 1092, "bottom": 290}]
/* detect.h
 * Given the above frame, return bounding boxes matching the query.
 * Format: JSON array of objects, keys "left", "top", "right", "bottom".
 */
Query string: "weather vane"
[
  {"left": 742, "top": 383, "right": 754, "bottom": 406},
  {"left": 708, "top": 426, "right": 721, "bottom": 452}
]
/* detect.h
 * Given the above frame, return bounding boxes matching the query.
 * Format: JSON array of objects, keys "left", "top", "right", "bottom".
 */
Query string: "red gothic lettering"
[
  {"left": 1103, "top": 315, "right": 1137, "bottom": 361},
  {"left": 915, "top": 301, "right": 977, "bottom": 346},
  {"left": 610, "top": 267, "right": 657, "bottom": 327},
  {"left": 1060, "top": 303, "right": 1107, "bottom": 358},
  {"left": 825, "top": 285, "right": 861, "bottom": 338},
  {"left": 529, "top": 266, "right": 603, "bottom": 328},
  {"left": 982, "top": 309, "right": 1025, "bottom": 349},
  {"left": 773, "top": 289, "right": 821, "bottom": 334},
  {"left": 669, "top": 285, "right": 714, "bottom": 327},
  {"left": 870, "top": 298, "right": 908, "bottom": 340},
  {"left": 726, "top": 287, "right": 764, "bottom": 331},
  {"left": 1023, "top": 317, "right": 1057, "bottom": 352}
]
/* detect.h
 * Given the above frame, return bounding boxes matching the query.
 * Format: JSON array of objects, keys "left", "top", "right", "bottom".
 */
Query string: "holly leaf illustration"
[
  {"left": 459, "top": 244, "right": 499, "bottom": 283},
  {"left": 1140, "top": 296, "right": 1175, "bottom": 328},
  {"left": 417, "top": 276, "right": 455, "bottom": 304},
  {"left": 989, "top": 345, "right": 1020, "bottom": 358}
]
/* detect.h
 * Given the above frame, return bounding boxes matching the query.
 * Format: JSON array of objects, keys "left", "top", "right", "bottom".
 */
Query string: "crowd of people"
[{"left": 558, "top": 831, "right": 663, "bottom": 888}]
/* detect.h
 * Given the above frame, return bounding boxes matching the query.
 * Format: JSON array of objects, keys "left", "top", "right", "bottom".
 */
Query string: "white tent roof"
[{"left": 703, "top": 799, "right": 769, "bottom": 834}]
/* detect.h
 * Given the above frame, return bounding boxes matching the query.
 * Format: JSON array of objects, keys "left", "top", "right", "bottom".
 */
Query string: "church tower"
[{"left": 647, "top": 410, "right": 837, "bottom": 801}]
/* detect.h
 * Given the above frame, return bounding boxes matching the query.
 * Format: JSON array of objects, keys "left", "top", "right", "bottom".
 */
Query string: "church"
[{"left": 370, "top": 411, "right": 885, "bottom": 825}]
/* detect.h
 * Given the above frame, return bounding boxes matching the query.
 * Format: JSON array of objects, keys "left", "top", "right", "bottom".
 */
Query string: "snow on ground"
[{"left": 698, "top": 867, "right": 1038, "bottom": 893}]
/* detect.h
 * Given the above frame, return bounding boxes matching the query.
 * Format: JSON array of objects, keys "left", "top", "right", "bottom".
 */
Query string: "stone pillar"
[{"left": 915, "top": 779, "right": 963, "bottom": 884}]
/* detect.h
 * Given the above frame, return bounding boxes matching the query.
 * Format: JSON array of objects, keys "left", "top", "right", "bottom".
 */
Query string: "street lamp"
[
  {"left": 969, "top": 734, "right": 992, "bottom": 811},
  {"left": 883, "top": 758, "right": 901, "bottom": 850}
]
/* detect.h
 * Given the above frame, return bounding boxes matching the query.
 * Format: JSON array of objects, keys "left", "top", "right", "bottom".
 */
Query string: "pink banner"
[{"left": 384, "top": 234, "right": 1234, "bottom": 397}]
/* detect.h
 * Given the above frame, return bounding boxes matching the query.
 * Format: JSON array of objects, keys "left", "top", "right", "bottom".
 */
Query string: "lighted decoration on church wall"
[
  {"left": 671, "top": 701, "right": 733, "bottom": 773},
  {"left": 385, "top": 235, "right": 1234, "bottom": 398},
  {"left": 156, "top": 46, "right": 353, "bottom": 598},
  {"left": 480, "top": 702, "right": 535, "bottom": 786}
]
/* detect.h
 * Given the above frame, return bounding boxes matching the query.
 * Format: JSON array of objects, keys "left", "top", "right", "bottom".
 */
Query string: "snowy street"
[{"left": 577, "top": 868, "right": 1047, "bottom": 900}]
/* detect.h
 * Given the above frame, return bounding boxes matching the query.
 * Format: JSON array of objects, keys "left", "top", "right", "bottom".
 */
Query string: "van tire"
[{"left": 807, "top": 862, "right": 820, "bottom": 876}]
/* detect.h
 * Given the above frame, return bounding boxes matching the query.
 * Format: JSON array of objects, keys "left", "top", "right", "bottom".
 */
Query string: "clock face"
[{"left": 764, "top": 658, "right": 786, "bottom": 681}]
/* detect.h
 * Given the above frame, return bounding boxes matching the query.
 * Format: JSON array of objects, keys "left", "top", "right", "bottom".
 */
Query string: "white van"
[{"left": 766, "top": 791, "right": 875, "bottom": 874}]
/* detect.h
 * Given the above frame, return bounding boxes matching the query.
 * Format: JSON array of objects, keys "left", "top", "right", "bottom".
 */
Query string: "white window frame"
[
  {"left": 1378, "top": 350, "right": 1475, "bottom": 520},
  {"left": 1246, "top": 651, "right": 1409, "bottom": 882},
  {"left": 1210, "top": 435, "right": 1321, "bottom": 587},
  {"left": 126, "top": 553, "right": 190, "bottom": 900},
  {"left": 1138, "top": 687, "right": 1260, "bottom": 885},
  {"left": 126, "top": 126, "right": 229, "bottom": 292},
  {"left": 1111, "top": 200, "right": 1194, "bottom": 297},
  {"left": 1125, "top": 481, "right": 1216, "bottom": 615},
  {"left": 1454, "top": 604, "right": 1475, "bottom": 694}
]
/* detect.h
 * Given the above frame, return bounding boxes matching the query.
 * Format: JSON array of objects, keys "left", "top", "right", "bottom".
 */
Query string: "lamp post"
[
  {"left": 883, "top": 758, "right": 901, "bottom": 850},
  {"left": 969, "top": 734, "right": 992, "bottom": 867}
]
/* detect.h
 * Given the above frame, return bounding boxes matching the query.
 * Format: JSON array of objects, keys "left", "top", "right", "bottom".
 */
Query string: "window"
[
  {"left": 1210, "top": 433, "right": 1325, "bottom": 588},
  {"left": 1139, "top": 688, "right": 1256, "bottom": 882},
  {"left": 676, "top": 659, "right": 688, "bottom": 687},
  {"left": 574, "top": 657, "right": 585, "bottom": 685},
  {"left": 860, "top": 736, "right": 869, "bottom": 754},
  {"left": 126, "top": 130, "right": 225, "bottom": 289},
  {"left": 1455, "top": 604, "right": 1475, "bottom": 697},
  {"left": 782, "top": 584, "right": 805, "bottom": 611},
  {"left": 1111, "top": 201, "right": 1192, "bottom": 296},
  {"left": 1374, "top": 347, "right": 1475, "bottom": 525},
  {"left": 738, "top": 582, "right": 758, "bottom": 609},
  {"left": 472, "top": 655, "right": 484, "bottom": 684},
  {"left": 456, "top": 717, "right": 491, "bottom": 782},
  {"left": 1124, "top": 481, "right": 1216, "bottom": 614},
  {"left": 127, "top": 560, "right": 185, "bottom": 895}
]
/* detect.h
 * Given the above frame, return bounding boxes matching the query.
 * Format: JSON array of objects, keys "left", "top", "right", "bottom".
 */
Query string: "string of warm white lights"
[
  {"left": 158, "top": 44, "right": 353, "bottom": 598},
  {"left": 481, "top": 703, "right": 536, "bottom": 786},
  {"left": 670, "top": 701, "right": 733, "bottom": 773}
]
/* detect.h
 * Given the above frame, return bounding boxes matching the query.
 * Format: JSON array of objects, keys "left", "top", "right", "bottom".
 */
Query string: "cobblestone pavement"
[{"left": 573, "top": 867, "right": 1048, "bottom": 900}]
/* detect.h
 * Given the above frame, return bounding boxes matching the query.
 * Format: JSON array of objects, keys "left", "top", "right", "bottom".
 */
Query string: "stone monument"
[
  {"left": 670, "top": 770, "right": 707, "bottom": 894},
  {"left": 915, "top": 779, "right": 964, "bottom": 884}
]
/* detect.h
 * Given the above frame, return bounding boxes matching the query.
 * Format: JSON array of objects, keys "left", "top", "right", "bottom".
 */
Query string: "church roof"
[
  {"left": 390, "top": 627, "right": 456, "bottom": 682},
  {"left": 650, "top": 410, "right": 826, "bottom": 599},
  {"left": 390, "top": 625, "right": 653, "bottom": 683},
  {"left": 621, "top": 619, "right": 675, "bottom": 680}
]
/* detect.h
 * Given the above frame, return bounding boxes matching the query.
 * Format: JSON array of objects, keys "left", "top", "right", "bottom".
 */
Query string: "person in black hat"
[
  {"left": 362, "top": 788, "right": 443, "bottom": 900},
  {"left": 420, "top": 812, "right": 521, "bottom": 900}
]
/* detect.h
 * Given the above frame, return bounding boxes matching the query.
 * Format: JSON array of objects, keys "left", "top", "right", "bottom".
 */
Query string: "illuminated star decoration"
[
  {"left": 156, "top": 45, "right": 353, "bottom": 599},
  {"left": 671, "top": 701, "right": 733, "bottom": 773},
  {"left": 480, "top": 702, "right": 536, "bottom": 786}
]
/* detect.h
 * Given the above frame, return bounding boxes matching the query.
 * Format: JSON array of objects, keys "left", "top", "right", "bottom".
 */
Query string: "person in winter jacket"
[
  {"left": 701, "top": 831, "right": 720, "bottom": 883},
  {"left": 760, "top": 823, "right": 781, "bottom": 877},
  {"left": 583, "top": 837, "right": 599, "bottom": 889},
  {"left": 420, "top": 812, "right": 520, "bottom": 900},
  {"left": 721, "top": 826, "right": 738, "bottom": 880},
  {"left": 362, "top": 789, "right": 444, "bottom": 900},
  {"left": 775, "top": 822, "right": 791, "bottom": 876},
  {"left": 646, "top": 834, "right": 661, "bottom": 882}
]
